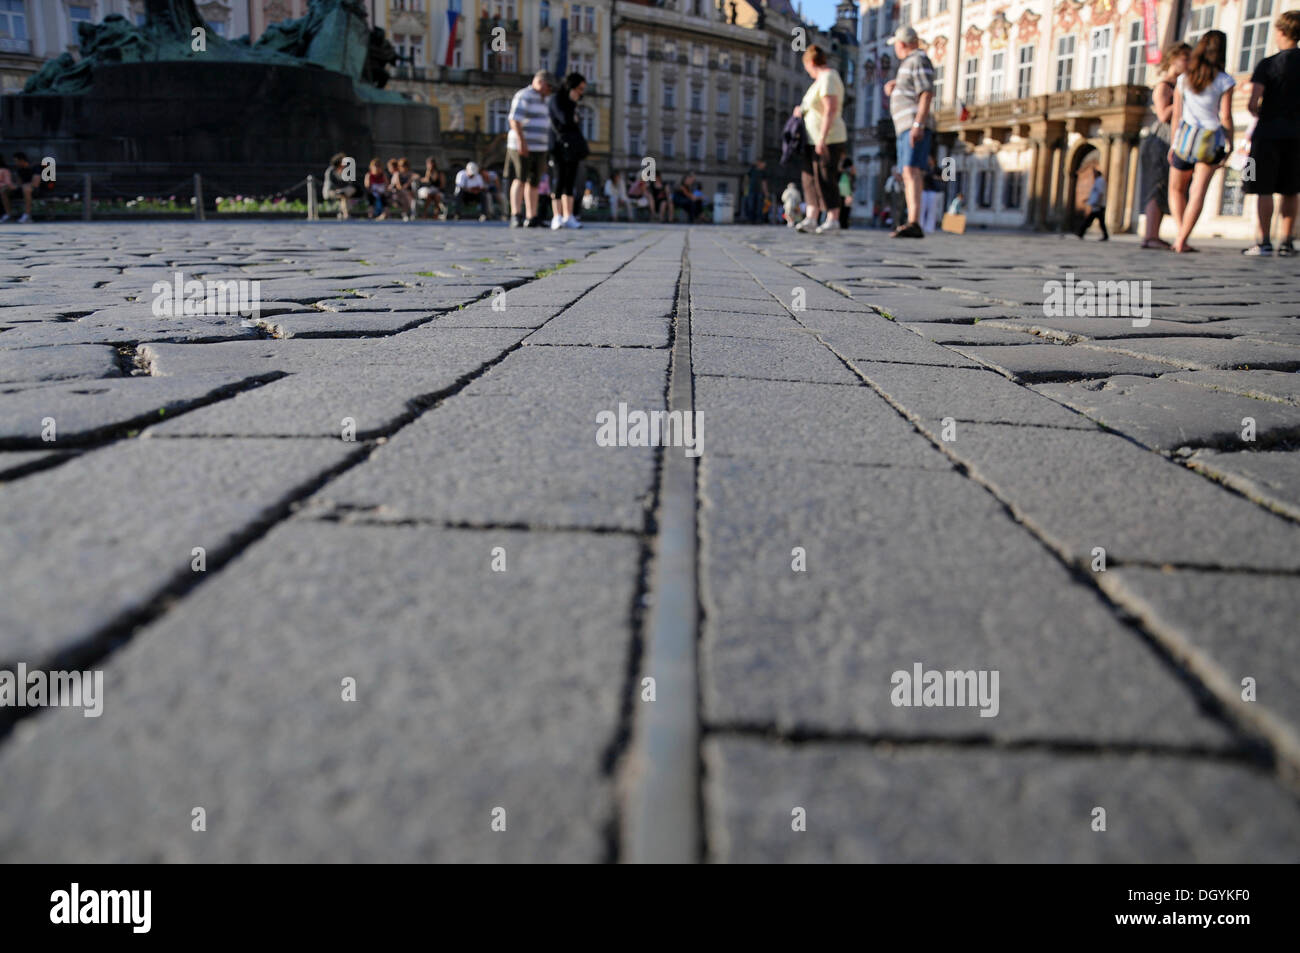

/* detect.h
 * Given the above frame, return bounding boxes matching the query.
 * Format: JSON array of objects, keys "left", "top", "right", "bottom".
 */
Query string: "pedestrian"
[
  {"left": 672, "top": 172, "right": 704, "bottom": 223},
  {"left": 390, "top": 157, "right": 417, "bottom": 221},
  {"left": 781, "top": 182, "right": 802, "bottom": 226},
  {"left": 3, "top": 152, "right": 41, "bottom": 224},
  {"left": 947, "top": 191, "right": 966, "bottom": 215},
  {"left": 885, "top": 167, "right": 907, "bottom": 227},
  {"left": 1242, "top": 10, "right": 1300, "bottom": 257},
  {"left": 548, "top": 72, "right": 589, "bottom": 230},
  {"left": 364, "top": 157, "right": 388, "bottom": 219},
  {"left": 604, "top": 171, "right": 631, "bottom": 221},
  {"left": 1139, "top": 43, "right": 1190, "bottom": 249},
  {"left": 920, "top": 157, "right": 943, "bottom": 232},
  {"left": 1076, "top": 169, "right": 1108, "bottom": 240},
  {"left": 743, "top": 158, "right": 768, "bottom": 223},
  {"left": 506, "top": 70, "right": 555, "bottom": 228},
  {"left": 0, "top": 155, "right": 14, "bottom": 222},
  {"left": 1167, "top": 30, "right": 1234, "bottom": 254},
  {"left": 791, "top": 45, "right": 847, "bottom": 233},
  {"left": 883, "top": 26, "right": 936, "bottom": 238},
  {"left": 649, "top": 173, "right": 671, "bottom": 222},
  {"left": 417, "top": 157, "right": 446, "bottom": 219},
  {"left": 453, "top": 161, "right": 488, "bottom": 220},
  {"left": 322, "top": 153, "right": 358, "bottom": 220},
  {"left": 838, "top": 157, "right": 855, "bottom": 229}
]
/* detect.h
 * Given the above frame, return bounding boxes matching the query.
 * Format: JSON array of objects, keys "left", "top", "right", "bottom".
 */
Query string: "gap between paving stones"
[{"left": 711, "top": 233, "right": 1300, "bottom": 793}]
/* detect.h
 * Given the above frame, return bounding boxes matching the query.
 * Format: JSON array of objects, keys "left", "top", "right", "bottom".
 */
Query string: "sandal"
[
  {"left": 1173, "top": 245, "right": 1199, "bottom": 253},
  {"left": 1141, "top": 238, "right": 1172, "bottom": 249}
]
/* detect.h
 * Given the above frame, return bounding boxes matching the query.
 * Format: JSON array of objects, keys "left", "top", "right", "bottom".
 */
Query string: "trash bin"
[{"left": 711, "top": 192, "right": 734, "bottom": 225}]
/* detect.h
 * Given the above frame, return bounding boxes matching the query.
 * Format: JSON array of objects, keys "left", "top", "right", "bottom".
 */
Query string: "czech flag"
[{"left": 441, "top": 0, "right": 461, "bottom": 67}]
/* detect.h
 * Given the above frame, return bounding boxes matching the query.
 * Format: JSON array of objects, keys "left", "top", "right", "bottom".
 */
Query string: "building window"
[
  {"left": 663, "top": 82, "right": 676, "bottom": 109},
  {"left": 1088, "top": 27, "right": 1111, "bottom": 88},
  {"left": 1125, "top": 19, "right": 1145, "bottom": 85},
  {"left": 963, "top": 56, "right": 978, "bottom": 104},
  {"left": 1239, "top": 0, "right": 1274, "bottom": 72},
  {"left": 663, "top": 41, "right": 676, "bottom": 60},
  {"left": 663, "top": 133, "right": 676, "bottom": 158},
  {"left": 740, "top": 139, "right": 753, "bottom": 162},
  {"left": 1185, "top": 4, "right": 1214, "bottom": 44},
  {"left": 584, "top": 6, "right": 594, "bottom": 34},
  {"left": 919, "top": 0, "right": 929, "bottom": 18},
  {"left": 629, "top": 131, "right": 643, "bottom": 155},
  {"left": 690, "top": 83, "right": 703, "bottom": 112},
  {"left": 540, "top": 0, "right": 549, "bottom": 28},
  {"left": 1220, "top": 167, "right": 1246, "bottom": 216},
  {"left": 629, "top": 34, "right": 645, "bottom": 56},
  {"left": 488, "top": 98, "right": 510, "bottom": 133},
  {"left": 742, "top": 88, "right": 754, "bottom": 117},
  {"left": 570, "top": 7, "right": 580, "bottom": 33},
  {"left": 938, "top": 0, "right": 948, "bottom": 11},
  {"left": 68, "top": 3, "right": 93, "bottom": 35},
  {"left": 1017, "top": 44, "right": 1034, "bottom": 98},
  {"left": 933, "top": 65, "right": 944, "bottom": 106},
  {"left": 1002, "top": 170, "right": 1024, "bottom": 209},
  {"left": 692, "top": 0, "right": 704, "bottom": 15},
  {"left": 629, "top": 79, "right": 642, "bottom": 105},
  {"left": 689, "top": 131, "right": 703, "bottom": 161},
  {"left": 692, "top": 45, "right": 705, "bottom": 67},
  {"left": 745, "top": 55, "right": 755, "bottom": 76},
  {"left": 900, "top": 3, "right": 910, "bottom": 27},
  {"left": 540, "top": 48, "right": 550, "bottom": 71},
  {"left": 716, "top": 139, "right": 728, "bottom": 162},
  {"left": 989, "top": 51, "right": 1005, "bottom": 101},
  {"left": 1055, "top": 35, "right": 1075, "bottom": 92},
  {"left": 717, "top": 88, "right": 730, "bottom": 114},
  {"left": 3, "top": 0, "right": 33, "bottom": 52},
  {"left": 579, "top": 105, "right": 595, "bottom": 141},
  {"left": 718, "top": 51, "right": 731, "bottom": 70},
  {"left": 977, "top": 169, "right": 995, "bottom": 208}
]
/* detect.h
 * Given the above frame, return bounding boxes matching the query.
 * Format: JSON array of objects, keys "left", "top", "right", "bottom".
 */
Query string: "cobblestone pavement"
[{"left": 1, "top": 222, "right": 1297, "bottom": 862}]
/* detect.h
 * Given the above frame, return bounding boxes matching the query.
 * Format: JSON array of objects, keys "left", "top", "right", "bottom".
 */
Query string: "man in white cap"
[
  {"left": 882, "top": 25, "right": 935, "bottom": 238},
  {"left": 453, "top": 160, "right": 488, "bottom": 221}
]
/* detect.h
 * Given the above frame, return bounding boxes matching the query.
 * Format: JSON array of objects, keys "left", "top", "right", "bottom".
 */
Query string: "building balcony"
[
  {"left": 935, "top": 84, "right": 1152, "bottom": 138},
  {"left": 477, "top": 16, "right": 522, "bottom": 36}
]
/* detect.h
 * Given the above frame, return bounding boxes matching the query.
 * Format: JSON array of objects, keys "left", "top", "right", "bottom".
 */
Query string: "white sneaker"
[
  {"left": 563, "top": 216, "right": 582, "bottom": 229},
  {"left": 815, "top": 220, "right": 839, "bottom": 234},
  {"left": 793, "top": 217, "right": 816, "bottom": 233},
  {"left": 17, "top": 214, "right": 30, "bottom": 224},
  {"left": 550, "top": 215, "right": 564, "bottom": 230}
]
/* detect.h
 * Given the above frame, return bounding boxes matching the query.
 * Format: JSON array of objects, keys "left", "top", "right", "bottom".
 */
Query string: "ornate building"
[{"left": 890, "top": 0, "right": 1300, "bottom": 239}]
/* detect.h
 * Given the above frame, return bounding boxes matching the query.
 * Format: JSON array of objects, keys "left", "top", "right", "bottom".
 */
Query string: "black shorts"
[
  {"left": 1244, "top": 137, "right": 1300, "bottom": 195},
  {"left": 505, "top": 148, "right": 547, "bottom": 185}
]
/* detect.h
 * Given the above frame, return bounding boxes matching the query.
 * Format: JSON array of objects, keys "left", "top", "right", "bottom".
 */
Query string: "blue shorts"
[{"left": 896, "top": 128, "right": 934, "bottom": 170}]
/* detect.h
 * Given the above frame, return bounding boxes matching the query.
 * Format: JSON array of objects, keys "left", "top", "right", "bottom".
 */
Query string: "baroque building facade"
[{"left": 857, "top": 0, "right": 1300, "bottom": 239}]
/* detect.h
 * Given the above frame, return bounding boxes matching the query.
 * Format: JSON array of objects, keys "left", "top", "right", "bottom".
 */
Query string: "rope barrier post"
[
  {"left": 82, "top": 174, "right": 92, "bottom": 222},
  {"left": 194, "top": 173, "right": 205, "bottom": 221},
  {"left": 307, "top": 174, "right": 317, "bottom": 221}
]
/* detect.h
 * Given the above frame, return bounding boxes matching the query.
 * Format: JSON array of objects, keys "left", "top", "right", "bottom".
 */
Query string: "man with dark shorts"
[
  {"left": 883, "top": 26, "right": 936, "bottom": 239},
  {"left": 506, "top": 70, "right": 555, "bottom": 228},
  {"left": 1243, "top": 11, "right": 1300, "bottom": 257}
]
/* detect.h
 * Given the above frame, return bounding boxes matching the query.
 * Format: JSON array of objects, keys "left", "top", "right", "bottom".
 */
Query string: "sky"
[{"left": 798, "top": 0, "right": 850, "bottom": 30}]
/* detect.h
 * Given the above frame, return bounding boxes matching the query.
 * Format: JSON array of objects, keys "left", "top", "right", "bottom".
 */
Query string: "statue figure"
[
  {"left": 362, "top": 27, "right": 399, "bottom": 88},
  {"left": 729, "top": 1, "right": 738, "bottom": 25}
]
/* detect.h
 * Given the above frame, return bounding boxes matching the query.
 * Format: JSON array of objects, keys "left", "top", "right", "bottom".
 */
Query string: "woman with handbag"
[
  {"left": 1139, "top": 43, "right": 1190, "bottom": 249},
  {"left": 1167, "top": 30, "right": 1234, "bottom": 254},
  {"left": 548, "top": 72, "right": 589, "bottom": 231}
]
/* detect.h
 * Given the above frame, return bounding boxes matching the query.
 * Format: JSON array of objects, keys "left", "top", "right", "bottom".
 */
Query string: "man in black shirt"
[{"left": 1244, "top": 10, "right": 1300, "bottom": 257}]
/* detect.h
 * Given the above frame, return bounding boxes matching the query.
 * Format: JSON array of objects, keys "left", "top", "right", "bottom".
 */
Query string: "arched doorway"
[{"left": 1065, "top": 141, "right": 1102, "bottom": 230}]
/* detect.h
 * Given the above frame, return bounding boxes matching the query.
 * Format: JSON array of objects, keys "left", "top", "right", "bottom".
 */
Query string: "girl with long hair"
[{"left": 1167, "top": 30, "right": 1234, "bottom": 253}]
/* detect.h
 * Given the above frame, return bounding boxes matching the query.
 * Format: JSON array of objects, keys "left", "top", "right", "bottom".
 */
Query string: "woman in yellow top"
[{"left": 792, "top": 46, "right": 848, "bottom": 234}]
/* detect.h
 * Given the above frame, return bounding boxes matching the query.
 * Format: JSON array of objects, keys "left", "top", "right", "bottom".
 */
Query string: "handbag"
[{"left": 1172, "top": 119, "right": 1227, "bottom": 165}]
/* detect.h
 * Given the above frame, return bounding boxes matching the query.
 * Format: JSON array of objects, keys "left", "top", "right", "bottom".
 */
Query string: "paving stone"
[
  {"left": 692, "top": 330, "right": 859, "bottom": 384},
  {"left": 809, "top": 312, "right": 985, "bottom": 367},
  {"left": 700, "top": 456, "right": 1226, "bottom": 744},
  {"left": 0, "top": 523, "right": 637, "bottom": 862},
  {"left": 945, "top": 423, "right": 1300, "bottom": 570},
  {"left": 694, "top": 377, "right": 948, "bottom": 468},
  {"left": 705, "top": 739, "right": 1300, "bottom": 862},
  {"left": 1033, "top": 375, "right": 1300, "bottom": 451},
  {"left": 0, "top": 438, "right": 355, "bottom": 662},
  {"left": 1099, "top": 567, "right": 1300, "bottom": 743},
  {"left": 0, "top": 373, "right": 275, "bottom": 444},
  {"left": 980, "top": 316, "right": 1235, "bottom": 341},
  {"left": 0, "top": 344, "right": 121, "bottom": 384},
  {"left": 849, "top": 361, "right": 1095, "bottom": 429},
  {"left": 313, "top": 347, "right": 668, "bottom": 530},
  {"left": 954, "top": 343, "right": 1174, "bottom": 382},
  {"left": 1165, "top": 369, "right": 1300, "bottom": 405},
  {"left": 1186, "top": 448, "right": 1300, "bottom": 520},
  {"left": 1091, "top": 336, "right": 1300, "bottom": 371},
  {"left": 904, "top": 321, "right": 1039, "bottom": 345},
  {"left": 0, "top": 450, "right": 62, "bottom": 477}
]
